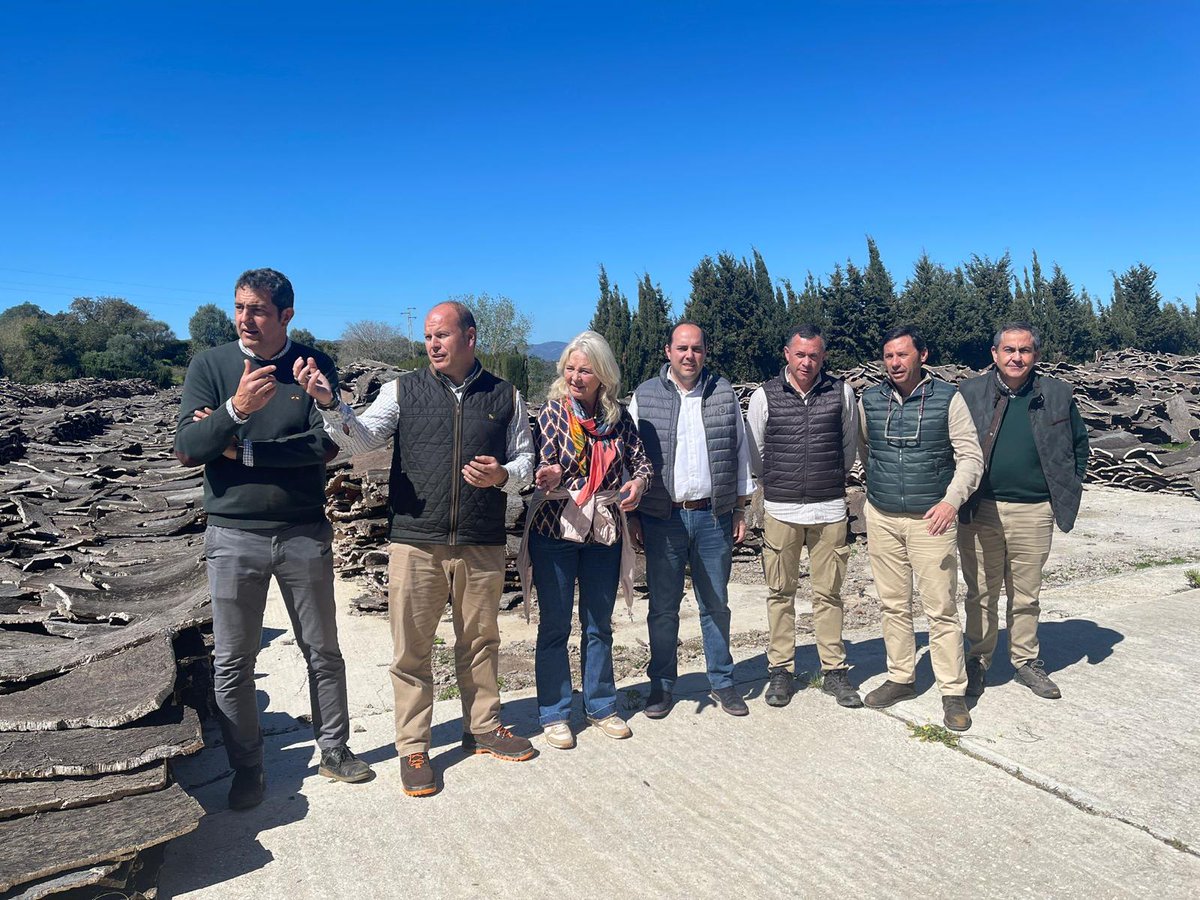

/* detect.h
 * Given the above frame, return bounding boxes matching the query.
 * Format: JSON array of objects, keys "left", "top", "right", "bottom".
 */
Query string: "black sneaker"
[
  {"left": 319, "top": 745, "right": 372, "bottom": 783},
  {"left": 644, "top": 687, "right": 673, "bottom": 720},
  {"left": 401, "top": 752, "right": 437, "bottom": 797},
  {"left": 1013, "top": 660, "right": 1061, "bottom": 699},
  {"left": 710, "top": 686, "right": 749, "bottom": 717},
  {"left": 821, "top": 670, "right": 864, "bottom": 708},
  {"left": 228, "top": 764, "right": 265, "bottom": 811},
  {"left": 765, "top": 669, "right": 795, "bottom": 708},
  {"left": 965, "top": 657, "right": 986, "bottom": 698}
]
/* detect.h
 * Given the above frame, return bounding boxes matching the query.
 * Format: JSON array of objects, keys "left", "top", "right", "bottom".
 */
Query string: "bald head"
[{"left": 424, "top": 302, "right": 477, "bottom": 384}]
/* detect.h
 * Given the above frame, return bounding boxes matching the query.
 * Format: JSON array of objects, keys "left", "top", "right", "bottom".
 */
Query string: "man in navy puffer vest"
[{"left": 628, "top": 323, "right": 755, "bottom": 720}]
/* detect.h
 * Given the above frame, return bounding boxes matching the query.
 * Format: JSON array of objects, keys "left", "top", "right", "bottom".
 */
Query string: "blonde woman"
[{"left": 520, "top": 331, "right": 653, "bottom": 749}]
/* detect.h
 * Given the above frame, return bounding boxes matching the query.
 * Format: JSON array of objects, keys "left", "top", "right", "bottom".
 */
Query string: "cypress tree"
[{"left": 626, "top": 274, "right": 672, "bottom": 390}]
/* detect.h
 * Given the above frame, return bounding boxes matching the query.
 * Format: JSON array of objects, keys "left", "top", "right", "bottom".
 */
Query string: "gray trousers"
[{"left": 205, "top": 521, "right": 349, "bottom": 768}]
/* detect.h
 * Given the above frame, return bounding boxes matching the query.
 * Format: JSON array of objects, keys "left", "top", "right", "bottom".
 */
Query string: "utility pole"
[{"left": 401, "top": 306, "right": 417, "bottom": 341}]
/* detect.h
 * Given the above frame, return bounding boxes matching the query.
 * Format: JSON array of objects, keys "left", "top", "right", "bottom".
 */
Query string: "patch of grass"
[
  {"left": 1185, "top": 569, "right": 1200, "bottom": 590},
  {"left": 1133, "top": 556, "right": 1192, "bottom": 570},
  {"left": 1159, "top": 442, "right": 1193, "bottom": 451},
  {"left": 805, "top": 671, "right": 824, "bottom": 689},
  {"left": 433, "top": 636, "right": 446, "bottom": 646},
  {"left": 436, "top": 683, "right": 460, "bottom": 701},
  {"left": 1167, "top": 837, "right": 1190, "bottom": 852},
  {"left": 496, "top": 676, "right": 508, "bottom": 692},
  {"left": 907, "top": 723, "right": 961, "bottom": 749},
  {"left": 621, "top": 688, "right": 644, "bottom": 710}
]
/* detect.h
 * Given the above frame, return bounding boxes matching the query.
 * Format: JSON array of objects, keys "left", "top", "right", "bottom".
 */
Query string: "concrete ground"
[{"left": 161, "top": 487, "right": 1200, "bottom": 899}]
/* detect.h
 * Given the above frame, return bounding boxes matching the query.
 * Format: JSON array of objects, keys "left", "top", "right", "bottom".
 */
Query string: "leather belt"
[{"left": 673, "top": 498, "right": 711, "bottom": 510}]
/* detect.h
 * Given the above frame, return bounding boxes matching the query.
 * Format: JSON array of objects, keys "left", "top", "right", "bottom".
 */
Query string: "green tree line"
[
  {"left": 0, "top": 298, "right": 187, "bottom": 385},
  {"left": 589, "top": 241, "right": 1200, "bottom": 382}
]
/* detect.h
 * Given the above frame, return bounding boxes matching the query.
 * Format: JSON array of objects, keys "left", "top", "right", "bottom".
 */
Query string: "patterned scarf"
[{"left": 566, "top": 397, "right": 619, "bottom": 506}]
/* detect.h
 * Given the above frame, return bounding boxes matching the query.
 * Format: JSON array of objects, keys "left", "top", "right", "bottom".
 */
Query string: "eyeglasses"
[{"left": 883, "top": 386, "right": 927, "bottom": 446}]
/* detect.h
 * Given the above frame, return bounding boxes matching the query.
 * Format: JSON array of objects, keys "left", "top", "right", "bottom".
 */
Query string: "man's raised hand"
[
  {"left": 292, "top": 356, "right": 335, "bottom": 406},
  {"left": 232, "top": 359, "right": 277, "bottom": 416}
]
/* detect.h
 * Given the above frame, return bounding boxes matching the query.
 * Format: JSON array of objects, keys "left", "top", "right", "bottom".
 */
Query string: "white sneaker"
[
  {"left": 543, "top": 721, "right": 575, "bottom": 749},
  {"left": 586, "top": 714, "right": 632, "bottom": 740}
]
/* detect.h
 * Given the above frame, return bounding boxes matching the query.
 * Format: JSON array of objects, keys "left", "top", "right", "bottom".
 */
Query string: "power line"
[{"left": 0, "top": 266, "right": 217, "bottom": 295}]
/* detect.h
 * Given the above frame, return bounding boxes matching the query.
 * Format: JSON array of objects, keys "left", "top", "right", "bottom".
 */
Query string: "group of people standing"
[{"left": 177, "top": 268, "right": 1089, "bottom": 806}]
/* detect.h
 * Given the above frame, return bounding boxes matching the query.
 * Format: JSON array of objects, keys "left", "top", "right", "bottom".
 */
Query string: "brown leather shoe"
[
  {"left": 942, "top": 696, "right": 972, "bottom": 732},
  {"left": 462, "top": 725, "right": 535, "bottom": 761},
  {"left": 401, "top": 752, "right": 437, "bottom": 797},
  {"left": 863, "top": 680, "right": 918, "bottom": 708}
]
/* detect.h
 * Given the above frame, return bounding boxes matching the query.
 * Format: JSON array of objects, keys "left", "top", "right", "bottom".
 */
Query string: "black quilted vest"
[
  {"left": 762, "top": 371, "right": 846, "bottom": 503},
  {"left": 387, "top": 365, "right": 514, "bottom": 546}
]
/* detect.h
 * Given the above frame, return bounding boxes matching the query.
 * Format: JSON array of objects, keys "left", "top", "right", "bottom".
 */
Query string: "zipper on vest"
[{"left": 449, "top": 391, "right": 464, "bottom": 545}]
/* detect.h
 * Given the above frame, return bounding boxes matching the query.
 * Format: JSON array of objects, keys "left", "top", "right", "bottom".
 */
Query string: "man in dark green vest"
[
  {"left": 297, "top": 301, "right": 536, "bottom": 797},
  {"left": 176, "top": 268, "right": 371, "bottom": 811},
  {"left": 957, "top": 322, "right": 1089, "bottom": 701},
  {"left": 858, "top": 326, "right": 983, "bottom": 732}
]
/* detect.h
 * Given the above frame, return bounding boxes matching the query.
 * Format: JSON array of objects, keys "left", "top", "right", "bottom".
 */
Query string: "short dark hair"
[
  {"left": 883, "top": 324, "right": 926, "bottom": 354},
  {"left": 785, "top": 324, "right": 824, "bottom": 350},
  {"left": 668, "top": 320, "right": 707, "bottom": 349},
  {"left": 438, "top": 300, "right": 476, "bottom": 333},
  {"left": 993, "top": 321, "right": 1042, "bottom": 352},
  {"left": 235, "top": 268, "right": 294, "bottom": 312}
]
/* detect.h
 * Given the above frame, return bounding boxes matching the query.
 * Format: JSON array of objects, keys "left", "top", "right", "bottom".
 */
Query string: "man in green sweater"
[
  {"left": 175, "top": 268, "right": 370, "bottom": 810},
  {"left": 957, "top": 322, "right": 1090, "bottom": 701}
]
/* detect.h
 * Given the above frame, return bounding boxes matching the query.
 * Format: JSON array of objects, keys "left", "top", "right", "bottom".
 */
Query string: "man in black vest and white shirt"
[
  {"left": 295, "top": 301, "right": 535, "bottom": 797},
  {"left": 628, "top": 322, "right": 756, "bottom": 719},
  {"left": 746, "top": 325, "right": 862, "bottom": 710}
]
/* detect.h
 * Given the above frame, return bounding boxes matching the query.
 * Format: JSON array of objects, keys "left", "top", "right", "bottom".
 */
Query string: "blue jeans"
[
  {"left": 642, "top": 509, "right": 735, "bottom": 692},
  {"left": 529, "top": 531, "right": 622, "bottom": 726}
]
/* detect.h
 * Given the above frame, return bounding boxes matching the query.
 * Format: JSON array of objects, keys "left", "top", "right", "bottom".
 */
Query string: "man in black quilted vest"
[
  {"left": 957, "top": 322, "right": 1089, "bottom": 701},
  {"left": 746, "top": 324, "right": 862, "bottom": 710},
  {"left": 628, "top": 322, "right": 756, "bottom": 719},
  {"left": 296, "top": 301, "right": 536, "bottom": 797}
]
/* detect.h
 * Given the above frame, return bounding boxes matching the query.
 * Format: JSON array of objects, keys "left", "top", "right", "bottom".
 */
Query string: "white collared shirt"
[{"left": 628, "top": 371, "right": 755, "bottom": 502}]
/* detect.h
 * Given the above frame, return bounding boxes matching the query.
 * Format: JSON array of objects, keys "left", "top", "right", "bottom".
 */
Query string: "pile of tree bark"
[{"left": 0, "top": 382, "right": 208, "bottom": 899}]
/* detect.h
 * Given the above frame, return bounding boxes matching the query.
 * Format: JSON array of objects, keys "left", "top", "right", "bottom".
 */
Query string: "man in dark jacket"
[
  {"left": 628, "top": 322, "right": 755, "bottom": 719},
  {"left": 957, "top": 322, "right": 1089, "bottom": 700},
  {"left": 175, "top": 268, "right": 370, "bottom": 811},
  {"left": 297, "top": 301, "right": 535, "bottom": 797}
]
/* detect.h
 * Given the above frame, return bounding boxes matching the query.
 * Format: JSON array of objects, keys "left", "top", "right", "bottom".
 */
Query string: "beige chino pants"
[
  {"left": 387, "top": 542, "right": 506, "bottom": 755},
  {"left": 958, "top": 498, "right": 1055, "bottom": 669},
  {"left": 863, "top": 500, "right": 967, "bottom": 696},
  {"left": 761, "top": 513, "right": 851, "bottom": 672}
]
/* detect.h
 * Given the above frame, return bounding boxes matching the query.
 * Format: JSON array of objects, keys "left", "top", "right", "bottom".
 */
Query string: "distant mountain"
[{"left": 527, "top": 340, "right": 567, "bottom": 361}]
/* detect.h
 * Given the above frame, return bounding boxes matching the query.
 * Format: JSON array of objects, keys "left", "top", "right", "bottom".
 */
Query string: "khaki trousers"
[
  {"left": 958, "top": 498, "right": 1054, "bottom": 669},
  {"left": 761, "top": 513, "right": 851, "bottom": 672},
  {"left": 863, "top": 500, "right": 967, "bottom": 696},
  {"left": 387, "top": 541, "right": 505, "bottom": 755}
]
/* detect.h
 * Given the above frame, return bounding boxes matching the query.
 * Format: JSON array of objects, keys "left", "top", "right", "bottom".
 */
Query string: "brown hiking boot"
[
  {"left": 942, "top": 696, "right": 972, "bottom": 732},
  {"left": 863, "top": 680, "right": 918, "bottom": 708},
  {"left": 462, "top": 725, "right": 535, "bottom": 761},
  {"left": 401, "top": 752, "right": 436, "bottom": 797}
]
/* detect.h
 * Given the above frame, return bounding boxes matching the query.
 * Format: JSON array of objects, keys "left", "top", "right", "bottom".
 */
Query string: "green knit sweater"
[{"left": 174, "top": 340, "right": 338, "bottom": 529}]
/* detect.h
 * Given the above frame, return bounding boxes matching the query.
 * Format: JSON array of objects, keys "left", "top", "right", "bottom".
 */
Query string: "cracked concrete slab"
[{"left": 161, "top": 555, "right": 1200, "bottom": 898}]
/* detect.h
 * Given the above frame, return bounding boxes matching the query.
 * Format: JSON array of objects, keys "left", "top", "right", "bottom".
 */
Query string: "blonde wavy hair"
[{"left": 547, "top": 330, "right": 623, "bottom": 429}]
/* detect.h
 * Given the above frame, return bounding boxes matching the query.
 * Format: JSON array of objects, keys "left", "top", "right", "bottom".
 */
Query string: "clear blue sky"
[{"left": 2, "top": 2, "right": 1196, "bottom": 344}]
